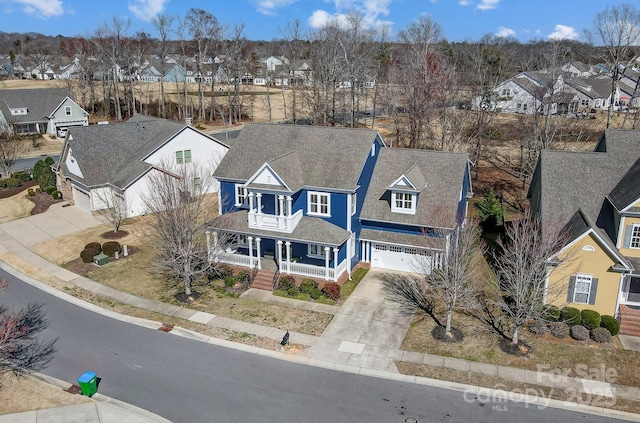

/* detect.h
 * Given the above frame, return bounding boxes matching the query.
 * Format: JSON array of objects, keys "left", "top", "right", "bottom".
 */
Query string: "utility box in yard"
[{"left": 94, "top": 253, "right": 109, "bottom": 266}]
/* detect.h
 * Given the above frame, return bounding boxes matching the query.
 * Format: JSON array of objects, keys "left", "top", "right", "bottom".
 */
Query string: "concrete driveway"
[
  {"left": 309, "top": 268, "right": 414, "bottom": 372},
  {"left": 0, "top": 203, "right": 103, "bottom": 254}
]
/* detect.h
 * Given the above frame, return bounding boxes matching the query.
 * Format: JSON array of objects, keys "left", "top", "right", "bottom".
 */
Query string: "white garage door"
[
  {"left": 72, "top": 187, "right": 91, "bottom": 213},
  {"left": 371, "top": 243, "right": 432, "bottom": 273}
]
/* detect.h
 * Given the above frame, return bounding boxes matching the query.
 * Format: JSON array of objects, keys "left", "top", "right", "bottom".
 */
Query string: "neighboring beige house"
[{"left": 528, "top": 129, "right": 640, "bottom": 334}]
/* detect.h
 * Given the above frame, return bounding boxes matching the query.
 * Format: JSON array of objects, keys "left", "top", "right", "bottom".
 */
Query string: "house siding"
[
  {"left": 48, "top": 98, "right": 88, "bottom": 134},
  {"left": 619, "top": 215, "right": 640, "bottom": 258},
  {"left": 548, "top": 233, "right": 620, "bottom": 316}
]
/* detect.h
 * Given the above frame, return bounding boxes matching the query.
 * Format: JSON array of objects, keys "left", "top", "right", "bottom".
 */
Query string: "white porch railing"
[
  {"left": 248, "top": 209, "right": 303, "bottom": 233},
  {"left": 215, "top": 250, "right": 257, "bottom": 268},
  {"left": 623, "top": 292, "right": 640, "bottom": 304},
  {"left": 286, "top": 259, "right": 347, "bottom": 281}
]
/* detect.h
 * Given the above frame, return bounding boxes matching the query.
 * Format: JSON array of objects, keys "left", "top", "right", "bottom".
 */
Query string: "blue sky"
[{"left": 0, "top": 0, "right": 625, "bottom": 42}]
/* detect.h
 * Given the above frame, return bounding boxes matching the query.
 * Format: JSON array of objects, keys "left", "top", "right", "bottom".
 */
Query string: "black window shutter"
[
  {"left": 588, "top": 278, "right": 598, "bottom": 305},
  {"left": 567, "top": 275, "right": 576, "bottom": 303}
]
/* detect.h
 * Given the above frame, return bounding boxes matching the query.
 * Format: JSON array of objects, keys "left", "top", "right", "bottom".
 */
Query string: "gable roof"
[
  {"left": 532, "top": 129, "right": 640, "bottom": 244},
  {"left": 608, "top": 156, "right": 640, "bottom": 211},
  {"left": 361, "top": 148, "right": 470, "bottom": 229},
  {"left": 60, "top": 115, "right": 225, "bottom": 189},
  {"left": 214, "top": 123, "right": 382, "bottom": 191},
  {"left": 0, "top": 88, "right": 74, "bottom": 124}
]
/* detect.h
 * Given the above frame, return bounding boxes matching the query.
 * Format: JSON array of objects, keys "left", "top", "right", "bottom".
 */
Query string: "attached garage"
[
  {"left": 72, "top": 187, "right": 91, "bottom": 213},
  {"left": 370, "top": 243, "right": 432, "bottom": 273}
]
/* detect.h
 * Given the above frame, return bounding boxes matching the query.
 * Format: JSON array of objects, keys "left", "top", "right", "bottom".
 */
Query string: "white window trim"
[
  {"left": 308, "top": 243, "right": 327, "bottom": 258},
  {"left": 630, "top": 224, "right": 640, "bottom": 249},
  {"left": 391, "top": 191, "right": 416, "bottom": 214},
  {"left": 235, "top": 184, "right": 247, "bottom": 207},
  {"left": 65, "top": 106, "right": 72, "bottom": 116},
  {"left": 236, "top": 234, "right": 248, "bottom": 247},
  {"left": 307, "top": 191, "right": 331, "bottom": 217},
  {"left": 351, "top": 192, "right": 357, "bottom": 216},
  {"left": 573, "top": 273, "right": 592, "bottom": 304}
]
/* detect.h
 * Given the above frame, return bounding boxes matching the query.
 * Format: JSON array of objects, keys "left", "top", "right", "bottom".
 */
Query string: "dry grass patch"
[
  {"left": 402, "top": 312, "right": 640, "bottom": 388},
  {"left": 0, "top": 189, "right": 35, "bottom": 223},
  {"left": 0, "top": 374, "right": 89, "bottom": 415}
]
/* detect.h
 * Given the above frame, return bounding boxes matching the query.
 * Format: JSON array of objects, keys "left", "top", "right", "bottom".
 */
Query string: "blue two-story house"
[{"left": 206, "top": 124, "right": 472, "bottom": 284}]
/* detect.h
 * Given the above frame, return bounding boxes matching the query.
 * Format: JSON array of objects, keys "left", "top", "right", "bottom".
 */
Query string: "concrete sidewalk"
[{"left": 1, "top": 205, "right": 640, "bottom": 422}]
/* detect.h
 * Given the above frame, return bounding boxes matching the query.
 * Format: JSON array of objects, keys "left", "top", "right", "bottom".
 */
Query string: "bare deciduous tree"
[
  {"left": 92, "top": 184, "right": 128, "bottom": 234},
  {"left": 152, "top": 13, "right": 175, "bottom": 119},
  {"left": 0, "top": 122, "right": 24, "bottom": 178},
  {"left": 0, "top": 279, "right": 57, "bottom": 379},
  {"left": 585, "top": 3, "right": 640, "bottom": 128},
  {"left": 141, "top": 160, "right": 219, "bottom": 297},
  {"left": 490, "top": 211, "right": 568, "bottom": 346},
  {"left": 383, "top": 221, "right": 483, "bottom": 338}
]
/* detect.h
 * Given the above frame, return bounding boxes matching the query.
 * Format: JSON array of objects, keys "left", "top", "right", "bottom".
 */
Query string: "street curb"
[{"left": 3, "top": 260, "right": 640, "bottom": 421}]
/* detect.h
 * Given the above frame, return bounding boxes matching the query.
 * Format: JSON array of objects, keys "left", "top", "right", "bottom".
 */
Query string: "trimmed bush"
[
  {"left": 4, "top": 178, "right": 19, "bottom": 189},
  {"left": 287, "top": 287, "right": 299, "bottom": 297},
  {"left": 600, "top": 315, "right": 620, "bottom": 336},
  {"left": 299, "top": 279, "right": 318, "bottom": 294},
  {"left": 102, "top": 241, "right": 122, "bottom": 257},
  {"left": 84, "top": 242, "right": 102, "bottom": 253},
  {"left": 544, "top": 305, "right": 561, "bottom": 322},
  {"left": 580, "top": 309, "right": 601, "bottom": 330},
  {"left": 277, "top": 275, "right": 296, "bottom": 291},
  {"left": 236, "top": 270, "right": 251, "bottom": 285},
  {"left": 309, "top": 288, "right": 323, "bottom": 300},
  {"left": 322, "top": 282, "right": 341, "bottom": 300},
  {"left": 561, "top": 307, "right": 581, "bottom": 326},
  {"left": 12, "top": 171, "right": 30, "bottom": 183},
  {"left": 224, "top": 276, "right": 237, "bottom": 287},
  {"left": 51, "top": 190, "right": 61, "bottom": 199},
  {"left": 591, "top": 327, "right": 612, "bottom": 343},
  {"left": 44, "top": 186, "right": 56, "bottom": 195},
  {"left": 549, "top": 322, "right": 570, "bottom": 338},
  {"left": 27, "top": 188, "right": 35, "bottom": 196},
  {"left": 527, "top": 320, "right": 549, "bottom": 335},
  {"left": 80, "top": 248, "right": 96, "bottom": 263},
  {"left": 570, "top": 325, "right": 589, "bottom": 341}
]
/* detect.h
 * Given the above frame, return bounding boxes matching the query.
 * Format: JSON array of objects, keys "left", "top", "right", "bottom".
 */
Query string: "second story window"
[
  {"left": 308, "top": 191, "right": 330, "bottom": 216},
  {"left": 235, "top": 184, "right": 247, "bottom": 207},
  {"left": 176, "top": 150, "right": 192, "bottom": 164},
  {"left": 65, "top": 106, "right": 72, "bottom": 116},
  {"left": 631, "top": 225, "right": 640, "bottom": 249},
  {"left": 392, "top": 191, "right": 416, "bottom": 214}
]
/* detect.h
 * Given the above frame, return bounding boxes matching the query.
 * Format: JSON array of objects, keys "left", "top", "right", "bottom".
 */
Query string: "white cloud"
[
  {"left": 128, "top": 0, "right": 168, "bottom": 22},
  {"left": 254, "top": 0, "right": 298, "bottom": 16},
  {"left": 548, "top": 24, "right": 579, "bottom": 40},
  {"left": 495, "top": 26, "right": 516, "bottom": 38},
  {"left": 477, "top": 0, "right": 499, "bottom": 11},
  {"left": 459, "top": 0, "right": 471, "bottom": 5},
  {"left": 308, "top": 0, "right": 393, "bottom": 30},
  {"left": 10, "top": 0, "right": 63, "bottom": 18}
]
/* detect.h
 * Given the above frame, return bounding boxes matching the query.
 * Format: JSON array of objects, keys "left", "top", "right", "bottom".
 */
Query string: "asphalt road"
[
  {"left": 9, "top": 154, "right": 60, "bottom": 174},
  {"left": 0, "top": 268, "right": 627, "bottom": 423}
]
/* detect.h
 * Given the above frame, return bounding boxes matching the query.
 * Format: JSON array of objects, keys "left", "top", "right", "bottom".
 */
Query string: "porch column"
[
  {"left": 285, "top": 242, "right": 291, "bottom": 273},
  {"left": 286, "top": 196, "right": 293, "bottom": 217},
  {"left": 277, "top": 240, "right": 283, "bottom": 272},
  {"left": 324, "top": 247, "right": 330, "bottom": 280},
  {"left": 278, "top": 195, "right": 285, "bottom": 216},
  {"left": 255, "top": 237, "right": 262, "bottom": 270},
  {"left": 333, "top": 247, "right": 339, "bottom": 281},
  {"left": 248, "top": 236, "right": 254, "bottom": 268},
  {"left": 361, "top": 241, "right": 365, "bottom": 263},
  {"left": 205, "top": 231, "right": 211, "bottom": 262},
  {"left": 248, "top": 192, "right": 254, "bottom": 212},
  {"left": 256, "top": 193, "right": 262, "bottom": 215}
]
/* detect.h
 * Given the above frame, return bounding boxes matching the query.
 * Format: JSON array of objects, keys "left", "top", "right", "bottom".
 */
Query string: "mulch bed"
[
  {"left": 101, "top": 230, "right": 129, "bottom": 239},
  {"left": 64, "top": 246, "right": 140, "bottom": 276},
  {"left": 28, "top": 192, "right": 63, "bottom": 215},
  {"left": 0, "top": 181, "right": 37, "bottom": 199}
]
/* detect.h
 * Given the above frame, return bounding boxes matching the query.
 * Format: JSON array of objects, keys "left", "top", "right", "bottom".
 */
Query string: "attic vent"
[{"left": 185, "top": 117, "right": 193, "bottom": 126}]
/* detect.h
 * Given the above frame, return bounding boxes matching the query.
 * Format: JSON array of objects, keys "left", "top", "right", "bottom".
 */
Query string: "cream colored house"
[{"left": 528, "top": 129, "right": 640, "bottom": 334}]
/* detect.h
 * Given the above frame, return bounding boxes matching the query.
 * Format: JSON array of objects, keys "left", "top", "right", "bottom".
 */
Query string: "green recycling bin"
[{"left": 77, "top": 371, "right": 97, "bottom": 396}]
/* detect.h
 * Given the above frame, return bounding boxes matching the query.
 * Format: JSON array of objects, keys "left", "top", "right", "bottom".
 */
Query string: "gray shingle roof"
[
  {"left": 609, "top": 157, "right": 640, "bottom": 210},
  {"left": 207, "top": 210, "right": 351, "bottom": 246},
  {"left": 535, "top": 129, "right": 640, "bottom": 244},
  {"left": 360, "top": 148, "right": 470, "bottom": 229},
  {"left": 360, "top": 228, "right": 445, "bottom": 250},
  {"left": 214, "top": 123, "right": 381, "bottom": 191},
  {"left": 63, "top": 116, "right": 221, "bottom": 189},
  {"left": 0, "top": 88, "right": 72, "bottom": 124}
]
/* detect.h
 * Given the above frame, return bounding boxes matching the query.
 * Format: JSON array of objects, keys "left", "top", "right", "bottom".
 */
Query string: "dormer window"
[{"left": 392, "top": 191, "right": 416, "bottom": 214}]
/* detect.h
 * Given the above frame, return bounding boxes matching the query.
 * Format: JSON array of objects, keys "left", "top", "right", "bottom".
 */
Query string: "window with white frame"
[
  {"left": 351, "top": 192, "right": 357, "bottom": 216},
  {"left": 308, "top": 191, "right": 330, "bottom": 216},
  {"left": 308, "top": 243, "right": 327, "bottom": 258},
  {"left": 391, "top": 191, "right": 416, "bottom": 214},
  {"left": 175, "top": 150, "right": 192, "bottom": 164},
  {"left": 630, "top": 225, "right": 640, "bottom": 249},
  {"left": 235, "top": 234, "right": 247, "bottom": 246},
  {"left": 573, "top": 274, "right": 592, "bottom": 304},
  {"left": 65, "top": 106, "right": 72, "bottom": 116},
  {"left": 193, "top": 177, "right": 202, "bottom": 191},
  {"left": 235, "top": 184, "right": 247, "bottom": 207}
]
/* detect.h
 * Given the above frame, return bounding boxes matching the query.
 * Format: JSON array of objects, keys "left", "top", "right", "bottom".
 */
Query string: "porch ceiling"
[{"left": 207, "top": 211, "right": 351, "bottom": 246}]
